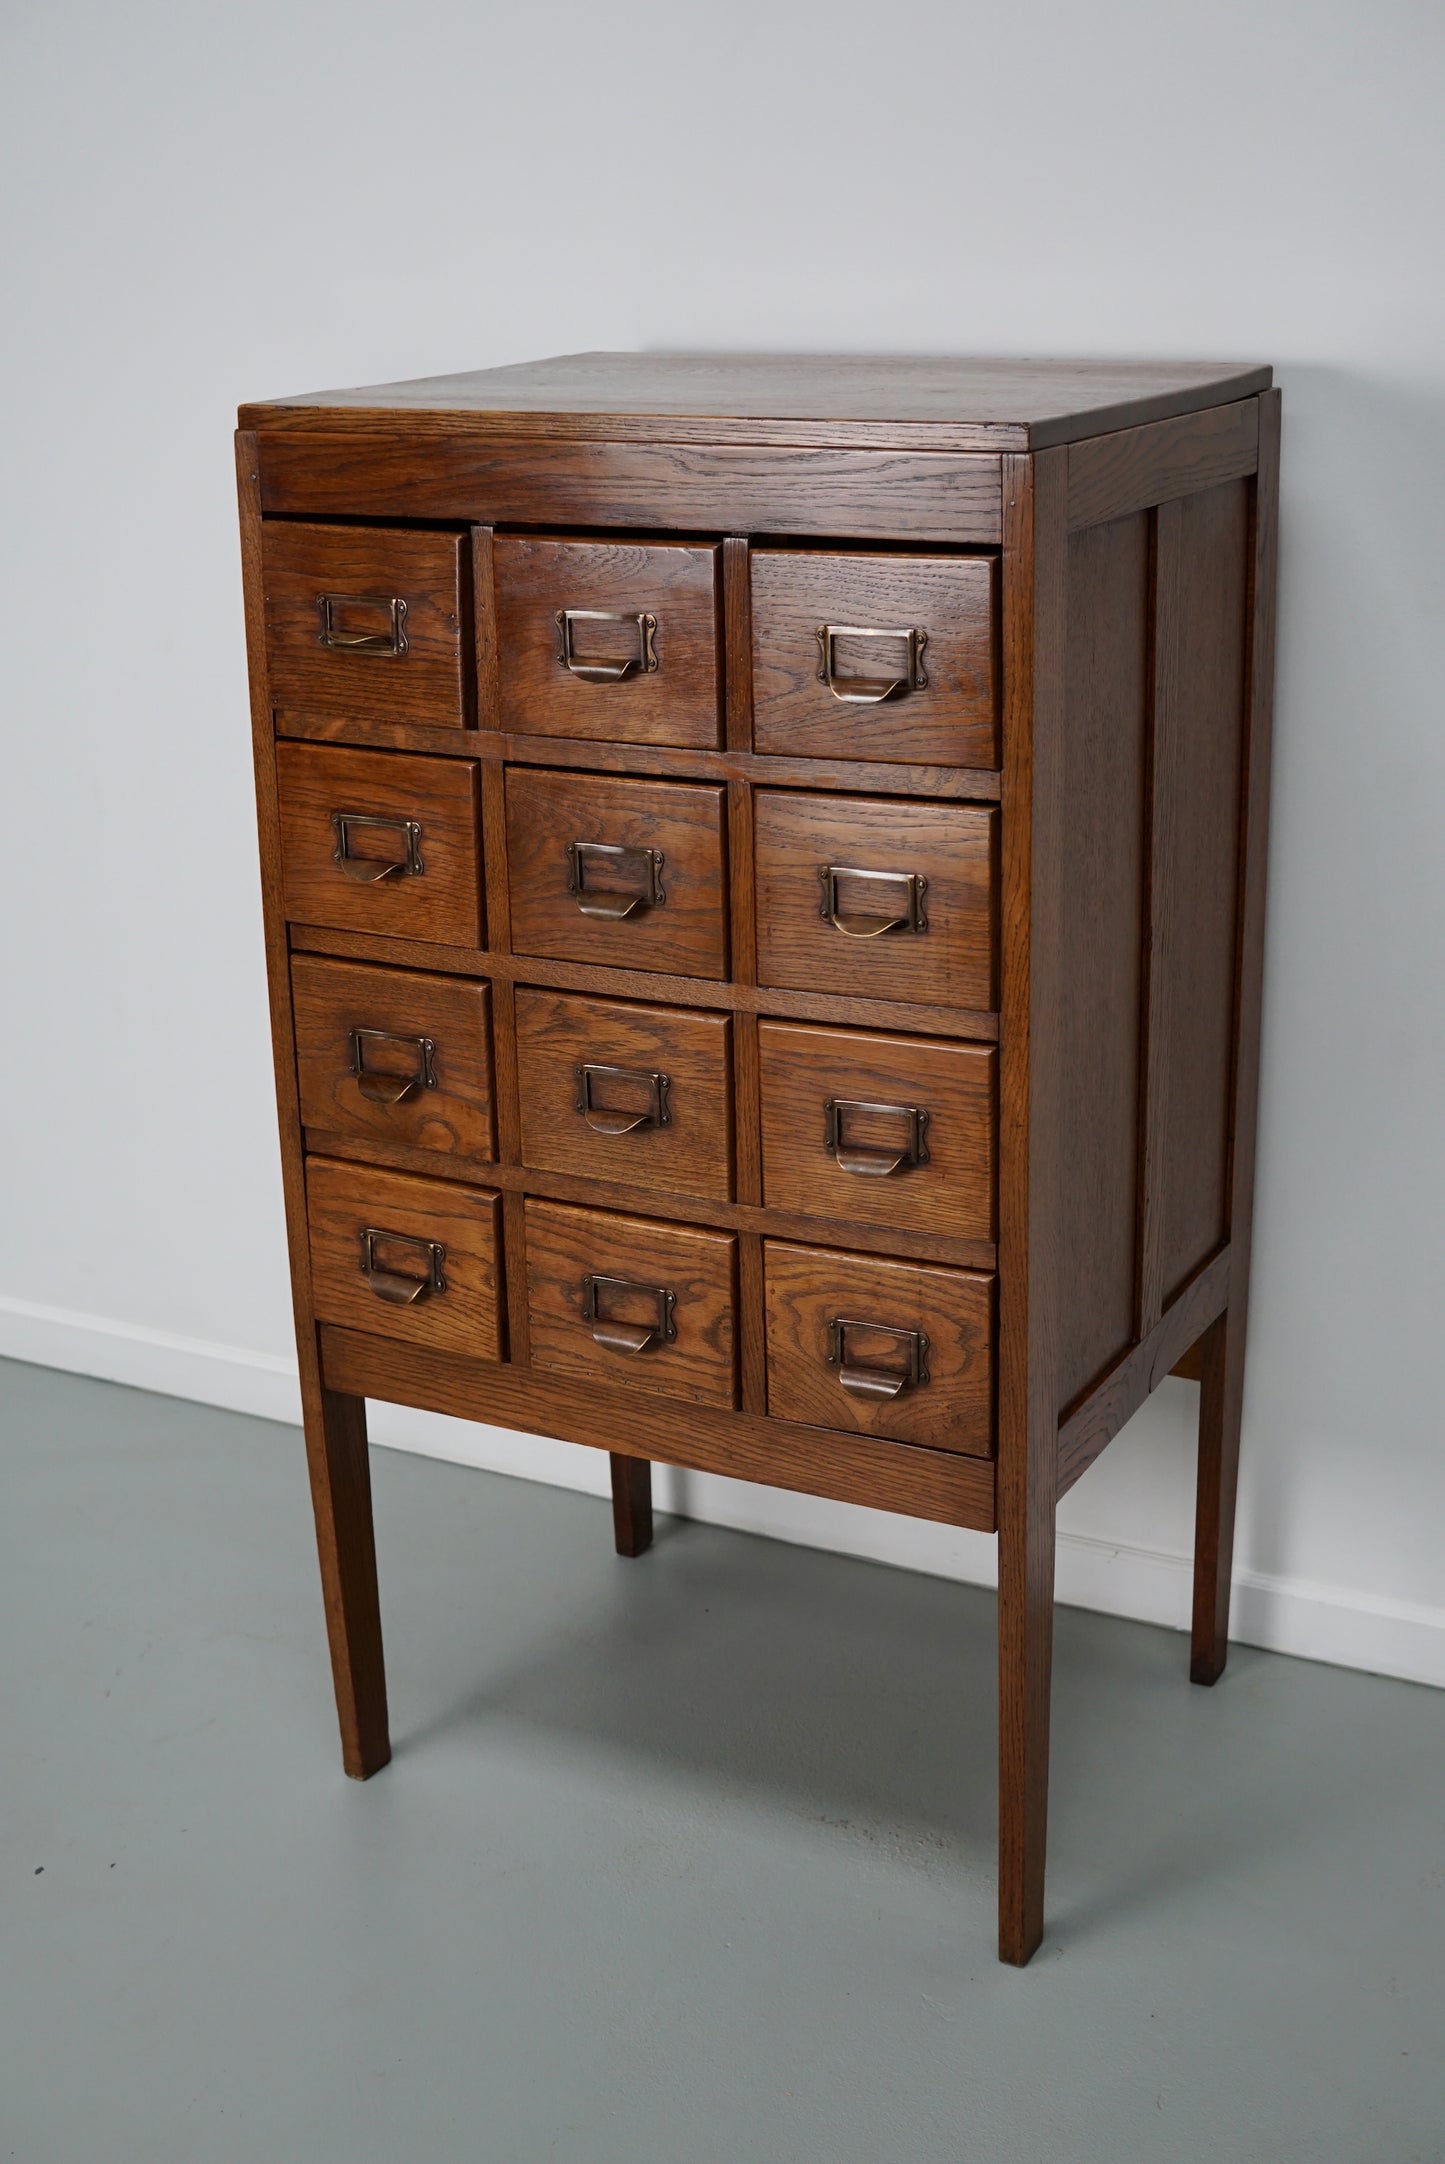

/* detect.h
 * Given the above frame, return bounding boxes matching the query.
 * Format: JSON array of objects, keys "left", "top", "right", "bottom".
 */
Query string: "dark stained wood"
[
  {"left": 763, "top": 1240, "right": 993, "bottom": 1456},
  {"left": 1153, "top": 479, "right": 1250, "bottom": 1306},
  {"left": 751, "top": 550, "right": 999, "bottom": 767},
  {"left": 295, "top": 1128, "right": 997, "bottom": 1272},
  {"left": 306, "top": 1155, "right": 503, "bottom": 1359},
  {"left": 524, "top": 1199, "right": 737, "bottom": 1409},
  {"left": 292, "top": 954, "right": 494, "bottom": 1161},
  {"left": 507, "top": 767, "right": 728, "bottom": 980},
  {"left": 1067, "top": 398, "right": 1259, "bottom": 531},
  {"left": 276, "top": 742, "right": 483, "bottom": 946},
  {"left": 242, "top": 350, "right": 1272, "bottom": 453},
  {"left": 1192, "top": 391, "right": 1281, "bottom": 1686},
  {"left": 996, "top": 446, "right": 1068, "bottom": 1967},
  {"left": 758, "top": 1021, "right": 995, "bottom": 1242},
  {"left": 274, "top": 712, "right": 1006, "bottom": 803},
  {"left": 320, "top": 1324, "right": 998, "bottom": 1532},
  {"left": 1055, "top": 512, "right": 1150, "bottom": 1408},
  {"left": 1135, "top": 499, "right": 1184, "bottom": 1335},
  {"left": 1057, "top": 1247, "right": 1230, "bottom": 1495},
  {"left": 288, "top": 921, "right": 999, "bottom": 1039},
  {"left": 493, "top": 536, "right": 721, "bottom": 747},
  {"left": 722, "top": 535, "right": 754, "bottom": 753},
  {"left": 1171, "top": 1340, "right": 1205, "bottom": 1382},
  {"left": 263, "top": 521, "right": 468, "bottom": 729},
  {"left": 754, "top": 790, "right": 996, "bottom": 1010},
  {"left": 610, "top": 1454, "right": 654, "bottom": 1557},
  {"left": 237, "top": 432, "right": 390, "bottom": 1781},
  {"left": 471, "top": 524, "right": 502, "bottom": 730},
  {"left": 514, "top": 987, "right": 733, "bottom": 1202},
  {"left": 255, "top": 434, "right": 1004, "bottom": 545}
]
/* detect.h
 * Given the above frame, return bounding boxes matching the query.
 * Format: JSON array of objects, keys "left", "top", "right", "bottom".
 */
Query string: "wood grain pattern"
[
  {"left": 514, "top": 987, "right": 733, "bottom": 1202},
  {"left": 255, "top": 433, "right": 1004, "bottom": 545},
  {"left": 237, "top": 432, "right": 389, "bottom": 1781},
  {"left": 524, "top": 1199, "right": 737, "bottom": 1408},
  {"left": 494, "top": 536, "right": 721, "bottom": 746},
  {"left": 306, "top": 1155, "right": 503, "bottom": 1359},
  {"left": 1066, "top": 399, "right": 1259, "bottom": 531},
  {"left": 241, "top": 350, "right": 1272, "bottom": 453},
  {"left": 1192, "top": 390, "right": 1281, "bottom": 1686},
  {"left": 1057, "top": 1247, "right": 1229, "bottom": 1495},
  {"left": 287, "top": 921, "right": 999, "bottom": 1040},
  {"left": 263, "top": 521, "right": 468, "bottom": 728},
  {"left": 320, "top": 1324, "right": 997, "bottom": 1531},
  {"left": 996, "top": 446, "right": 1068, "bottom": 1966},
  {"left": 273, "top": 712, "right": 1006, "bottom": 802},
  {"left": 276, "top": 742, "right": 483, "bottom": 945},
  {"left": 723, "top": 535, "right": 753, "bottom": 753},
  {"left": 755, "top": 789, "right": 997, "bottom": 1010},
  {"left": 751, "top": 550, "right": 999, "bottom": 767},
  {"left": 763, "top": 1240, "right": 993, "bottom": 1455},
  {"left": 507, "top": 767, "right": 728, "bottom": 979},
  {"left": 292, "top": 954, "right": 494, "bottom": 1161},
  {"left": 758, "top": 1021, "right": 996, "bottom": 1241},
  {"left": 1055, "top": 512, "right": 1150, "bottom": 1409}
]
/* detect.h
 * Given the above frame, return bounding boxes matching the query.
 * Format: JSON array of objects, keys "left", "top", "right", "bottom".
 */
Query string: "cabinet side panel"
[
  {"left": 1156, "top": 479, "right": 1250, "bottom": 1301},
  {"left": 1057, "top": 513, "right": 1150, "bottom": 1409}
]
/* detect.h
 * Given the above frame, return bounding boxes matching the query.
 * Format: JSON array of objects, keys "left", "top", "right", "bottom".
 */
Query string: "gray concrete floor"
[{"left": 2, "top": 1358, "right": 1443, "bottom": 2164}]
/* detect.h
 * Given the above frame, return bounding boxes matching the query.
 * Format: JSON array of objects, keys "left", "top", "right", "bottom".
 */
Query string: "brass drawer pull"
[
  {"left": 582, "top": 1272, "right": 678, "bottom": 1355},
  {"left": 818, "top": 864, "right": 927, "bottom": 939},
  {"left": 556, "top": 608, "right": 659, "bottom": 683},
  {"left": 331, "top": 812, "right": 424, "bottom": 884},
  {"left": 349, "top": 1028, "right": 438, "bottom": 1106},
  {"left": 566, "top": 839, "right": 666, "bottom": 920},
  {"left": 575, "top": 1062, "right": 672, "bottom": 1136},
  {"left": 359, "top": 1227, "right": 446, "bottom": 1305},
  {"left": 317, "top": 592, "right": 409, "bottom": 656},
  {"left": 827, "top": 1317, "right": 930, "bottom": 1400},
  {"left": 824, "top": 1098, "right": 930, "bottom": 1177},
  {"left": 816, "top": 623, "right": 927, "bottom": 705}
]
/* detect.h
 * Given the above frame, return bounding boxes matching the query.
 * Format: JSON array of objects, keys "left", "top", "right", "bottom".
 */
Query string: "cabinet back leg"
[
  {"left": 1191, "top": 1306, "right": 1244, "bottom": 1685},
  {"left": 303, "top": 1383, "right": 390, "bottom": 1777},
  {"left": 610, "top": 1454, "right": 654, "bottom": 1558}
]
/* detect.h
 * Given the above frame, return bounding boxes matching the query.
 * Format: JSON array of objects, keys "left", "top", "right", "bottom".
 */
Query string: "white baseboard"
[{"left": 4, "top": 1293, "right": 1442, "bottom": 1691}]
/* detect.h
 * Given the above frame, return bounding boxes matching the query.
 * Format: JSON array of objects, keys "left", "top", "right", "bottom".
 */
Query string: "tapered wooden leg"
[
  {"left": 1190, "top": 1306, "right": 1244, "bottom": 1685},
  {"left": 609, "top": 1453, "right": 653, "bottom": 1558},
  {"left": 998, "top": 1491, "right": 1057, "bottom": 1965},
  {"left": 301, "top": 1381, "right": 390, "bottom": 1778}
]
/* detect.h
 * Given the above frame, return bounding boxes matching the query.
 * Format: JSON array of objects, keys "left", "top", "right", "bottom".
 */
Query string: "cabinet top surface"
[{"left": 239, "top": 350, "right": 1272, "bottom": 452}]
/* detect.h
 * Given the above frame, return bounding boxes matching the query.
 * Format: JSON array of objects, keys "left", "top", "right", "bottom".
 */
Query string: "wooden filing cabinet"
[{"left": 236, "top": 353, "right": 1279, "bottom": 1965}]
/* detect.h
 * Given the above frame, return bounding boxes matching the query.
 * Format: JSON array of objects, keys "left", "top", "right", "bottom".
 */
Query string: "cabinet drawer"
[
  {"left": 525, "top": 1199, "right": 737, "bottom": 1407},
  {"left": 263, "top": 522, "right": 466, "bottom": 728},
  {"left": 306, "top": 1157, "right": 502, "bottom": 1357},
  {"left": 752, "top": 550, "right": 998, "bottom": 766},
  {"left": 764, "top": 1240, "right": 993, "bottom": 1455},
  {"left": 758, "top": 1021, "right": 995, "bottom": 1241},
  {"left": 507, "top": 768, "right": 728, "bottom": 979},
  {"left": 494, "top": 537, "right": 721, "bottom": 747},
  {"left": 277, "top": 743, "right": 483, "bottom": 945},
  {"left": 516, "top": 989, "right": 732, "bottom": 1201},
  {"left": 293, "top": 956, "right": 495, "bottom": 1161},
  {"left": 754, "top": 791, "right": 996, "bottom": 1009}
]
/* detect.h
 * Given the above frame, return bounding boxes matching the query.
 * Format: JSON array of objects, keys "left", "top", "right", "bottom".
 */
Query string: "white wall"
[{"left": 4, "top": 0, "right": 1444, "bottom": 1684}]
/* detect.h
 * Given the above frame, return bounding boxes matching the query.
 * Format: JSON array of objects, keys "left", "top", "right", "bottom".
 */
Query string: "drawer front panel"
[
  {"left": 758, "top": 1021, "right": 995, "bottom": 1240},
  {"left": 306, "top": 1156, "right": 502, "bottom": 1357},
  {"left": 507, "top": 768, "right": 728, "bottom": 978},
  {"left": 277, "top": 742, "right": 483, "bottom": 944},
  {"left": 752, "top": 550, "right": 998, "bottom": 766},
  {"left": 754, "top": 790, "right": 996, "bottom": 1009},
  {"left": 525, "top": 1199, "right": 737, "bottom": 1407},
  {"left": 494, "top": 537, "right": 721, "bottom": 747},
  {"left": 293, "top": 956, "right": 495, "bottom": 1161},
  {"left": 764, "top": 1240, "right": 993, "bottom": 1454},
  {"left": 516, "top": 989, "right": 732, "bottom": 1201},
  {"left": 263, "top": 522, "right": 466, "bottom": 727}
]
